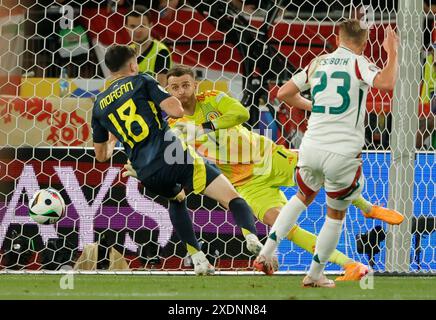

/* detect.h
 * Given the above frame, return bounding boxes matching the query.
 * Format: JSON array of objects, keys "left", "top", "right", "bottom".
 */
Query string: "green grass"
[{"left": 0, "top": 275, "right": 435, "bottom": 300}]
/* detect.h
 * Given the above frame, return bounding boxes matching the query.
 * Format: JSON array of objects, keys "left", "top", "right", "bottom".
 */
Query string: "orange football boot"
[
  {"left": 362, "top": 205, "right": 404, "bottom": 225},
  {"left": 335, "top": 262, "right": 369, "bottom": 281}
]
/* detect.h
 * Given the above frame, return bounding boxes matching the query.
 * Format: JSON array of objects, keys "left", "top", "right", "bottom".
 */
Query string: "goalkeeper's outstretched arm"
[{"left": 210, "top": 93, "right": 250, "bottom": 129}]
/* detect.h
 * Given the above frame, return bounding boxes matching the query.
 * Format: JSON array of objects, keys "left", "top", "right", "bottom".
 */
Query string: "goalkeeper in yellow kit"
[{"left": 125, "top": 65, "right": 404, "bottom": 280}]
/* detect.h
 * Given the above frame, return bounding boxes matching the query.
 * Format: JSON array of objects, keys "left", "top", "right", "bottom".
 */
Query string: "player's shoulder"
[
  {"left": 356, "top": 54, "right": 376, "bottom": 65},
  {"left": 312, "top": 53, "right": 334, "bottom": 62},
  {"left": 93, "top": 88, "right": 111, "bottom": 117},
  {"left": 303, "top": 53, "right": 330, "bottom": 72},
  {"left": 313, "top": 53, "right": 330, "bottom": 62},
  {"left": 321, "top": 48, "right": 359, "bottom": 66},
  {"left": 197, "top": 90, "right": 219, "bottom": 99},
  {"left": 196, "top": 90, "right": 227, "bottom": 103},
  {"left": 197, "top": 90, "right": 221, "bottom": 98},
  {"left": 135, "top": 73, "right": 162, "bottom": 88},
  {"left": 94, "top": 85, "right": 111, "bottom": 108},
  {"left": 137, "top": 72, "right": 154, "bottom": 82},
  {"left": 295, "top": 54, "right": 330, "bottom": 79}
]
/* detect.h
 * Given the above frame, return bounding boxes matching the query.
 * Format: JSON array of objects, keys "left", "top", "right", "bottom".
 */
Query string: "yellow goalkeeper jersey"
[{"left": 168, "top": 90, "right": 275, "bottom": 186}]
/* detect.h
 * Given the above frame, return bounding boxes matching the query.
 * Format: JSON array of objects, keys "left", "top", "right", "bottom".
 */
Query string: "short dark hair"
[
  {"left": 125, "top": 5, "right": 151, "bottom": 23},
  {"left": 104, "top": 45, "right": 137, "bottom": 73},
  {"left": 166, "top": 65, "right": 195, "bottom": 80}
]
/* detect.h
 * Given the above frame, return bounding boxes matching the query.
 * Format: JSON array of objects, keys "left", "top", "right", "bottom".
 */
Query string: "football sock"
[
  {"left": 186, "top": 244, "right": 200, "bottom": 256},
  {"left": 228, "top": 197, "right": 257, "bottom": 236},
  {"left": 328, "top": 250, "right": 354, "bottom": 267},
  {"left": 352, "top": 195, "right": 373, "bottom": 214},
  {"left": 287, "top": 225, "right": 315, "bottom": 253},
  {"left": 168, "top": 199, "right": 201, "bottom": 254},
  {"left": 261, "top": 195, "right": 307, "bottom": 257},
  {"left": 308, "top": 216, "right": 344, "bottom": 281},
  {"left": 287, "top": 225, "right": 353, "bottom": 267}
]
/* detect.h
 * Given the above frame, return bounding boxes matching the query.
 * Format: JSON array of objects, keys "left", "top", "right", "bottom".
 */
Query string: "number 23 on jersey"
[{"left": 311, "top": 71, "right": 351, "bottom": 115}]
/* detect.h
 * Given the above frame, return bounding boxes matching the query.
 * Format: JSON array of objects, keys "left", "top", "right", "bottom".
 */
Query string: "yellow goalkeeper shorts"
[{"left": 235, "top": 145, "right": 298, "bottom": 222}]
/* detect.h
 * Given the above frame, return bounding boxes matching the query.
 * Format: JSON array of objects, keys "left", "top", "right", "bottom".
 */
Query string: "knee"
[
  {"left": 221, "top": 190, "right": 241, "bottom": 209},
  {"left": 327, "top": 207, "right": 346, "bottom": 220},
  {"left": 326, "top": 194, "right": 353, "bottom": 216},
  {"left": 297, "top": 190, "right": 315, "bottom": 206}
]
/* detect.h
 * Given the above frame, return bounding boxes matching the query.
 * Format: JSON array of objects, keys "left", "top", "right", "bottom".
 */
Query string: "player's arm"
[
  {"left": 174, "top": 92, "right": 249, "bottom": 137},
  {"left": 372, "top": 26, "right": 399, "bottom": 91},
  {"left": 204, "top": 92, "right": 250, "bottom": 130},
  {"left": 277, "top": 80, "right": 312, "bottom": 111},
  {"left": 160, "top": 96, "right": 184, "bottom": 118},
  {"left": 91, "top": 114, "right": 117, "bottom": 162},
  {"left": 94, "top": 133, "right": 118, "bottom": 163},
  {"left": 277, "top": 65, "right": 313, "bottom": 111},
  {"left": 144, "top": 75, "right": 184, "bottom": 118}
]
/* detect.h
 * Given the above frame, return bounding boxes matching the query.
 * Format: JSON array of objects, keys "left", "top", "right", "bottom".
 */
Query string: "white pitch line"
[
  {"left": 0, "top": 291, "right": 179, "bottom": 298},
  {"left": 0, "top": 270, "right": 339, "bottom": 276}
]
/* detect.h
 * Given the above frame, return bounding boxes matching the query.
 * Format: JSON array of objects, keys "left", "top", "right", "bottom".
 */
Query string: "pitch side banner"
[
  {"left": 0, "top": 148, "right": 268, "bottom": 269},
  {"left": 0, "top": 148, "right": 434, "bottom": 271}
]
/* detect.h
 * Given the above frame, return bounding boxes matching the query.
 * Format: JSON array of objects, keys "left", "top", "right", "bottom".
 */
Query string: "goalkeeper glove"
[{"left": 172, "top": 121, "right": 213, "bottom": 142}]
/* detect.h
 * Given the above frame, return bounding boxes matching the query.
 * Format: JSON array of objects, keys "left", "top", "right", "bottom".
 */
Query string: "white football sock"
[
  {"left": 261, "top": 195, "right": 307, "bottom": 257},
  {"left": 308, "top": 216, "right": 344, "bottom": 281}
]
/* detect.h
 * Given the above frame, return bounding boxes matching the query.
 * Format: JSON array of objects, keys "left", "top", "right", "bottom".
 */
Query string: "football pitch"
[{"left": 0, "top": 274, "right": 435, "bottom": 300}]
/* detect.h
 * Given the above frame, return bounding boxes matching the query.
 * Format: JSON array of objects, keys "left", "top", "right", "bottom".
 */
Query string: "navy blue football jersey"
[{"left": 92, "top": 74, "right": 179, "bottom": 180}]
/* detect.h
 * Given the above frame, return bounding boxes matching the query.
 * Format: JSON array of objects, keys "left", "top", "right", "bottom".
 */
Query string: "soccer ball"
[{"left": 28, "top": 188, "right": 66, "bottom": 224}]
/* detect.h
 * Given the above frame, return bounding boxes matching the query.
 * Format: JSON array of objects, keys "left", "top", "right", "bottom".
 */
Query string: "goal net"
[{"left": 0, "top": 0, "right": 434, "bottom": 273}]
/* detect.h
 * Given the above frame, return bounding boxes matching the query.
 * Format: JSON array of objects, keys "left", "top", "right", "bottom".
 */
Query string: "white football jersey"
[{"left": 292, "top": 46, "right": 380, "bottom": 157}]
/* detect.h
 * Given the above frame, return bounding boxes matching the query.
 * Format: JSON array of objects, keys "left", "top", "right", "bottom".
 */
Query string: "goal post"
[{"left": 386, "top": 0, "right": 422, "bottom": 273}]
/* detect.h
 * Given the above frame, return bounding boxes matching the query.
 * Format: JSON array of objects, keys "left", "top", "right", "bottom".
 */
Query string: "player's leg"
[
  {"left": 253, "top": 142, "right": 324, "bottom": 274},
  {"left": 256, "top": 144, "right": 399, "bottom": 276},
  {"left": 253, "top": 188, "right": 317, "bottom": 275},
  {"left": 282, "top": 146, "right": 403, "bottom": 225},
  {"left": 246, "top": 145, "right": 356, "bottom": 273},
  {"left": 303, "top": 152, "right": 369, "bottom": 287},
  {"left": 352, "top": 195, "right": 404, "bottom": 225},
  {"left": 201, "top": 173, "right": 263, "bottom": 255},
  {"left": 278, "top": 150, "right": 402, "bottom": 264},
  {"left": 168, "top": 196, "right": 200, "bottom": 256},
  {"left": 254, "top": 147, "right": 323, "bottom": 266},
  {"left": 303, "top": 202, "right": 346, "bottom": 288},
  {"left": 235, "top": 177, "right": 336, "bottom": 271},
  {"left": 183, "top": 146, "right": 263, "bottom": 256},
  {"left": 262, "top": 204, "right": 366, "bottom": 280},
  {"left": 137, "top": 159, "right": 215, "bottom": 275},
  {"left": 168, "top": 192, "right": 214, "bottom": 275},
  {"left": 264, "top": 207, "right": 352, "bottom": 265}
]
